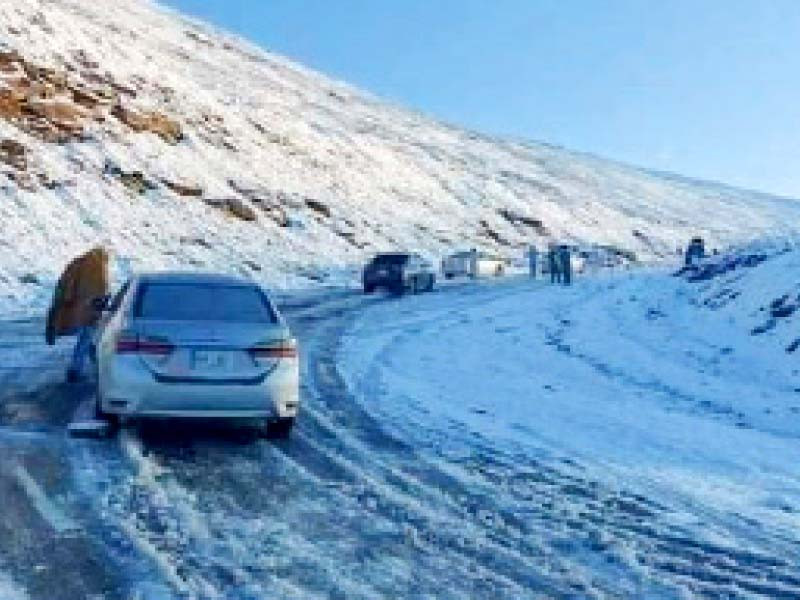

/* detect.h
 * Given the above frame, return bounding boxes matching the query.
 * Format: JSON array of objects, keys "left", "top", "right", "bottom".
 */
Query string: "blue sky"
[{"left": 163, "top": 0, "right": 800, "bottom": 198}]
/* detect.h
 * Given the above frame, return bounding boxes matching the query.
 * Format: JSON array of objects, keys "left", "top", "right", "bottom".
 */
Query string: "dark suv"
[{"left": 363, "top": 253, "right": 436, "bottom": 295}]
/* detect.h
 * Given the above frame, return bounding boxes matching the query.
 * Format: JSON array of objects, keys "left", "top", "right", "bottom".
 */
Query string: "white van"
[{"left": 442, "top": 251, "right": 506, "bottom": 279}]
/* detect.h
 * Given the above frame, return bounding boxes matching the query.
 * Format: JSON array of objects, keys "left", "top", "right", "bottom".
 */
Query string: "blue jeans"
[{"left": 69, "top": 326, "right": 95, "bottom": 376}]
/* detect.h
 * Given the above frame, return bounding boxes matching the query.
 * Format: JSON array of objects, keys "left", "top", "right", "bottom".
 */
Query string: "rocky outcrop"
[
  {"left": 0, "top": 49, "right": 182, "bottom": 144},
  {"left": 227, "top": 180, "right": 289, "bottom": 226},
  {"left": 497, "top": 208, "right": 549, "bottom": 236},
  {"left": 163, "top": 178, "right": 203, "bottom": 197},
  {"left": 305, "top": 198, "right": 331, "bottom": 218},
  {"left": 0, "top": 138, "right": 26, "bottom": 170},
  {"left": 226, "top": 198, "right": 257, "bottom": 222},
  {"left": 111, "top": 105, "right": 183, "bottom": 144},
  {"left": 204, "top": 197, "right": 258, "bottom": 222},
  {"left": 103, "top": 160, "right": 156, "bottom": 194}
]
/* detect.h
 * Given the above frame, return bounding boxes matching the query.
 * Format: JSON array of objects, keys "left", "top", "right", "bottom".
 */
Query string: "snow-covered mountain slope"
[{"left": 2, "top": 0, "right": 800, "bottom": 314}]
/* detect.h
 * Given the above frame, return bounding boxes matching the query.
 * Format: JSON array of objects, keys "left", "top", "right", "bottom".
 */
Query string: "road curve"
[{"left": 2, "top": 282, "right": 800, "bottom": 599}]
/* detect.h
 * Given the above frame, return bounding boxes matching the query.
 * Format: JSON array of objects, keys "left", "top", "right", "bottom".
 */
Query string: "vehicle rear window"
[
  {"left": 372, "top": 254, "right": 408, "bottom": 265},
  {"left": 134, "top": 283, "right": 278, "bottom": 323}
]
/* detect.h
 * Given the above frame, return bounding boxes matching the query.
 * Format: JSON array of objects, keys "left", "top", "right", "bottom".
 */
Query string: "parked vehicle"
[
  {"left": 473, "top": 253, "right": 507, "bottom": 278},
  {"left": 441, "top": 251, "right": 472, "bottom": 279},
  {"left": 363, "top": 253, "right": 435, "bottom": 295},
  {"left": 442, "top": 250, "right": 506, "bottom": 279},
  {"left": 93, "top": 272, "right": 299, "bottom": 437}
]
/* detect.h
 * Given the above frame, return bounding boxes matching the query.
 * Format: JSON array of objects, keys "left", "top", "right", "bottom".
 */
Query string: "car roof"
[{"left": 136, "top": 271, "right": 256, "bottom": 287}]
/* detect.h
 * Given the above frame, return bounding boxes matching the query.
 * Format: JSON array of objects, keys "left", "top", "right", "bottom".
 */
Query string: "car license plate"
[{"left": 192, "top": 350, "right": 231, "bottom": 371}]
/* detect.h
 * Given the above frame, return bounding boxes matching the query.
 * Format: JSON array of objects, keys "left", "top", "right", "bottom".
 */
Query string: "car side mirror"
[{"left": 91, "top": 295, "right": 111, "bottom": 312}]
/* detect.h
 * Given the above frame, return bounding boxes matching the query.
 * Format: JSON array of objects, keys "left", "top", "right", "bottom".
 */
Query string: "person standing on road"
[
  {"left": 46, "top": 246, "right": 110, "bottom": 383},
  {"left": 469, "top": 248, "right": 478, "bottom": 279},
  {"left": 560, "top": 245, "right": 572, "bottom": 286},
  {"left": 548, "top": 247, "right": 561, "bottom": 284},
  {"left": 685, "top": 237, "right": 705, "bottom": 266},
  {"left": 528, "top": 245, "right": 538, "bottom": 278}
]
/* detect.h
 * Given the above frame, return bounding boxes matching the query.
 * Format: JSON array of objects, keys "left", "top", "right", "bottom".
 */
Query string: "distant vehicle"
[
  {"left": 363, "top": 253, "right": 435, "bottom": 295},
  {"left": 441, "top": 251, "right": 473, "bottom": 279},
  {"left": 93, "top": 272, "right": 299, "bottom": 437},
  {"left": 442, "top": 250, "right": 506, "bottom": 279}
]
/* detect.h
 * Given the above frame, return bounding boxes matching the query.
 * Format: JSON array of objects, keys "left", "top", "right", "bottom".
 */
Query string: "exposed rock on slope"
[
  {"left": 0, "top": 47, "right": 180, "bottom": 146},
  {"left": 1, "top": 0, "right": 799, "bottom": 312}
]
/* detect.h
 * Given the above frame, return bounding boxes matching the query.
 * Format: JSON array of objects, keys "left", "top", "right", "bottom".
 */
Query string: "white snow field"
[
  {"left": 340, "top": 244, "right": 800, "bottom": 598},
  {"left": 2, "top": 0, "right": 800, "bottom": 316}
]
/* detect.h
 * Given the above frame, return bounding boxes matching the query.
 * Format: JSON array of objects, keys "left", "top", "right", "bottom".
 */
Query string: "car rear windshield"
[
  {"left": 134, "top": 283, "right": 278, "bottom": 323},
  {"left": 372, "top": 254, "right": 408, "bottom": 265}
]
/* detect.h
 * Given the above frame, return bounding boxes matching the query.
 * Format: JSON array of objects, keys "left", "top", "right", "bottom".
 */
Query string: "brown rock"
[
  {"left": 112, "top": 105, "right": 182, "bottom": 143},
  {"left": 227, "top": 198, "right": 257, "bottom": 222},
  {"left": 0, "top": 138, "right": 26, "bottom": 170},
  {"left": 118, "top": 171, "right": 155, "bottom": 194},
  {"left": 305, "top": 198, "right": 331, "bottom": 218},
  {"left": 204, "top": 197, "right": 258, "bottom": 222},
  {"left": 25, "top": 98, "right": 85, "bottom": 123},
  {"left": 0, "top": 90, "right": 23, "bottom": 119},
  {"left": 163, "top": 178, "right": 203, "bottom": 197},
  {"left": 110, "top": 82, "right": 137, "bottom": 98},
  {"left": 0, "top": 50, "right": 23, "bottom": 70},
  {"left": 71, "top": 86, "right": 102, "bottom": 109}
]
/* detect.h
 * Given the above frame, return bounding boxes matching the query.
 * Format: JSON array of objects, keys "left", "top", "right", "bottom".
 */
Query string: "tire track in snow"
[
  {"left": 340, "top": 279, "right": 800, "bottom": 598},
  {"left": 70, "top": 284, "right": 584, "bottom": 599},
  {"left": 67, "top": 279, "right": 800, "bottom": 599}
]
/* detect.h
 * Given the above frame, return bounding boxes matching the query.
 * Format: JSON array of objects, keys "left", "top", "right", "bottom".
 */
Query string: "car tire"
[
  {"left": 265, "top": 417, "right": 294, "bottom": 439},
  {"left": 363, "top": 284, "right": 375, "bottom": 294},
  {"left": 427, "top": 275, "right": 435, "bottom": 292}
]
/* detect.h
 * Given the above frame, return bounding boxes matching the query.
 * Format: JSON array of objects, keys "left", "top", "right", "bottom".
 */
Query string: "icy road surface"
[{"left": 1, "top": 270, "right": 800, "bottom": 598}]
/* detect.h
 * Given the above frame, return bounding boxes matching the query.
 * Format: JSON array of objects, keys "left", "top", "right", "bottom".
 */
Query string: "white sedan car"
[{"left": 94, "top": 272, "right": 299, "bottom": 437}]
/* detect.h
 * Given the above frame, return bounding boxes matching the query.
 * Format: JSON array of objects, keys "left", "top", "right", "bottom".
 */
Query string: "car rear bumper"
[
  {"left": 98, "top": 355, "right": 299, "bottom": 420},
  {"left": 364, "top": 272, "right": 402, "bottom": 285}
]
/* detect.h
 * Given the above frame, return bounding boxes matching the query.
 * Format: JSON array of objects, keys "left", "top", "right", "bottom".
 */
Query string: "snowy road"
[{"left": 1, "top": 271, "right": 800, "bottom": 599}]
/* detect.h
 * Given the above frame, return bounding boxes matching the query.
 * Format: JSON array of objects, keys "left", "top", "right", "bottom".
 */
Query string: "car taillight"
[
  {"left": 115, "top": 333, "right": 174, "bottom": 355},
  {"left": 248, "top": 339, "right": 298, "bottom": 359}
]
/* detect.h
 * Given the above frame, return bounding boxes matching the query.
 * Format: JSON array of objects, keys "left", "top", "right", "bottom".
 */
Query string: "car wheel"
[
  {"left": 427, "top": 275, "right": 435, "bottom": 291},
  {"left": 265, "top": 417, "right": 294, "bottom": 439},
  {"left": 411, "top": 276, "right": 419, "bottom": 294},
  {"left": 363, "top": 284, "right": 375, "bottom": 294}
]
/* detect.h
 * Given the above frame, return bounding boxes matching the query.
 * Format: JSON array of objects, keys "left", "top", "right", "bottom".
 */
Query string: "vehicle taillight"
[
  {"left": 248, "top": 339, "right": 298, "bottom": 359},
  {"left": 115, "top": 333, "right": 174, "bottom": 355}
]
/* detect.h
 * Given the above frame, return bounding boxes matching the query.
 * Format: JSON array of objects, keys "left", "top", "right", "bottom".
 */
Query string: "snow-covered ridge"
[{"left": 2, "top": 0, "right": 800, "bottom": 314}]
